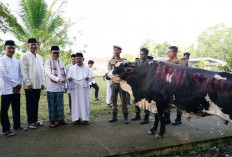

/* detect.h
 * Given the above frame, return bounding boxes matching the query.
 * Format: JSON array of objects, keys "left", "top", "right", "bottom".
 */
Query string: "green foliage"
[
  {"left": 140, "top": 39, "right": 156, "bottom": 56},
  {"left": 0, "top": 38, "right": 3, "bottom": 56},
  {"left": 59, "top": 50, "right": 72, "bottom": 66},
  {"left": 140, "top": 39, "right": 171, "bottom": 57},
  {"left": 14, "top": 53, "right": 21, "bottom": 60},
  {"left": 189, "top": 146, "right": 211, "bottom": 155},
  {"left": 0, "top": 0, "right": 72, "bottom": 58},
  {"left": 218, "top": 57, "right": 232, "bottom": 72},
  {"left": 122, "top": 53, "right": 138, "bottom": 62},
  {"left": 196, "top": 60, "right": 206, "bottom": 69},
  {"left": 195, "top": 24, "right": 232, "bottom": 60}
]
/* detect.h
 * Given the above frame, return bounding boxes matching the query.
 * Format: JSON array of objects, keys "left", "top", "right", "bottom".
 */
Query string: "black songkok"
[
  {"left": 71, "top": 54, "right": 76, "bottom": 58},
  {"left": 51, "top": 46, "right": 60, "bottom": 51},
  {"left": 5, "top": 40, "right": 15, "bottom": 46},
  {"left": 28, "top": 38, "right": 37, "bottom": 44},
  {"left": 76, "top": 53, "right": 83, "bottom": 58}
]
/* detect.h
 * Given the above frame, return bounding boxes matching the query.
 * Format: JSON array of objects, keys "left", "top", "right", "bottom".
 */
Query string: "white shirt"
[
  {"left": 45, "top": 58, "right": 66, "bottom": 92},
  {"left": 65, "top": 64, "right": 74, "bottom": 75},
  {"left": 89, "top": 67, "right": 96, "bottom": 85},
  {"left": 20, "top": 52, "right": 45, "bottom": 89},
  {"left": 66, "top": 63, "right": 75, "bottom": 93},
  {"left": 0, "top": 56, "right": 22, "bottom": 95},
  {"left": 188, "top": 61, "right": 193, "bottom": 67}
]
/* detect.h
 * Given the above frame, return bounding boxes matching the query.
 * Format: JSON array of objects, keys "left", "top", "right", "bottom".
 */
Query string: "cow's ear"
[{"left": 126, "top": 68, "right": 134, "bottom": 73}]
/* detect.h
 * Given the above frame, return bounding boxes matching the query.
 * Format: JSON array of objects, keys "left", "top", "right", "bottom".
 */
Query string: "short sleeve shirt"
[{"left": 108, "top": 58, "right": 126, "bottom": 71}]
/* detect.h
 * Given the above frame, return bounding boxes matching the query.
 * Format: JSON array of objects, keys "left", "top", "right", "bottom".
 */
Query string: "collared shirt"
[
  {"left": 45, "top": 58, "right": 66, "bottom": 92},
  {"left": 66, "top": 63, "right": 75, "bottom": 75},
  {"left": 134, "top": 59, "right": 149, "bottom": 66},
  {"left": 20, "top": 52, "right": 45, "bottom": 89},
  {"left": 67, "top": 64, "right": 92, "bottom": 88},
  {"left": 108, "top": 58, "right": 126, "bottom": 71},
  {"left": 0, "top": 56, "right": 22, "bottom": 95},
  {"left": 167, "top": 58, "right": 182, "bottom": 64},
  {"left": 187, "top": 61, "right": 193, "bottom": 67}
]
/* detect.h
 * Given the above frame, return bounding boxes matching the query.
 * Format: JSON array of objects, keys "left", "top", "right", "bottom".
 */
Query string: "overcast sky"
[{"left": 1, "top": 0, "right": 232, "bottom": 58}]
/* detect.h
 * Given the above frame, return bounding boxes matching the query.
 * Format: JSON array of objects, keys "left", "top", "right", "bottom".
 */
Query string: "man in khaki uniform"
[
  {"left": 108, "top": 45, "right": 129, "bottom": 124},
  {"left": 131, "top": 48, "right": 151, "bottom": 124},
  {"left": 165, "top": 46, "right": 187, "bottom": 125}
]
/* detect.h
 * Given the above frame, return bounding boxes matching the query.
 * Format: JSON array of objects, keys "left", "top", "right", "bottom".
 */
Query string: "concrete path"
[{"left": 0, "top": 115, "right": 232, "bottom": 157}]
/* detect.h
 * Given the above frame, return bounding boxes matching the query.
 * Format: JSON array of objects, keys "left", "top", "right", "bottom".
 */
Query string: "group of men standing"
[
  {"left": 0, "top": 38, "right": 93, "bottom": 137},
  {"left": 107, "top": 45, "right": 192, "bottom": 127},
  {"left": 0, "top": 38, "right": 192, "bottom": 137}
]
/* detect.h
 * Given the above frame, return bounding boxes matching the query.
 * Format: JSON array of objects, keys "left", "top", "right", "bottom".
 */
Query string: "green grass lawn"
[{"left": 0, "top": 78, "right": 135, "bottom": 124}]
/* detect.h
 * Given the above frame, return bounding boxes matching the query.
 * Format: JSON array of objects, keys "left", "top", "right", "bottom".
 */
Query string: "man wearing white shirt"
[
  {"left": 88, "top": 60, "right": 101, "bottom": 101},
  {"left": 20, "top": 38, "right": 45, "bottom": 129},
  {"left": 0, "top": 40, "right": 28, "bottom": 137},
  {"left": 45, "top": 46, "right": 68, "bottom": 128},
  {"left": 183, "top": 52, "right": 193, "bottom": 67},
  {"left": 65, "top": 54, "right": 76, "bottom": 112},
  {"left": 67, "top": 53, "right": 93, "bottom": 125}
]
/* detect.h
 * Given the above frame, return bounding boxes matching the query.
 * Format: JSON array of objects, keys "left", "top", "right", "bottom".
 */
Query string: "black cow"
[{"left": 106, "top": 60, "right": 232, "bottom": 137}]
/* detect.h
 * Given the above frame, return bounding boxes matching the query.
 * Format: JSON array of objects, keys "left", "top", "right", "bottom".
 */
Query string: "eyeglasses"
[{"left": 53, "top": 52, "right": 60, "bottom": 55}]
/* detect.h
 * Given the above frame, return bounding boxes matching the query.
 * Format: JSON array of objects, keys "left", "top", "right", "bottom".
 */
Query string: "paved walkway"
[{"left": 0, "top": 115, "right": 232, "bottom": 157}]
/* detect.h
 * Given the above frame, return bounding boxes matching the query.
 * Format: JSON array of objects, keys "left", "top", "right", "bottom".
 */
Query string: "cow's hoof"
[{"left": 155, "top": 133, "right": 163, "bottom": 138}]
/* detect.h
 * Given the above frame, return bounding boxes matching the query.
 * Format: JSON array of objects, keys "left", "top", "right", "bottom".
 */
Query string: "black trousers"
[
  {"left": 68, "top": 93, "right": 71, "bottom": 111},
  {"left": 126, "top": 93, "right": 130, "bottom": 105},
  {"left": 90, "top": 83, "right": 99, "bottom": 98},
  {"left": 1, "top": 93, "right": 21, "bottom": 132},
  {"left": 25, "top": 89, "right": 41, "bottom": 124}
]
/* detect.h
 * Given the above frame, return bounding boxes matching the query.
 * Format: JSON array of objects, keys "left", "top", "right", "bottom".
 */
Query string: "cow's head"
[
  {"left": 105, "top": 60, "right": 134, "bottom": 83},
  {"left": 112, "top": 60, "right": 134, "bottom": 77}
]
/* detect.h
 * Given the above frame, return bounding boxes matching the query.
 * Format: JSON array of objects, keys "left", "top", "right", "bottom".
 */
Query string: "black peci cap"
[
  {"left": 51, "top": 46, "right": 60, "bottom": 51},
  {"left": 76, "top": 52, "right": 83, "bottom": 58},
  {"left": 4, "top": 40, "right": 15, "bottom": 46},
  {"left": 28, "top": 38, "right": 37, "bottom": 44}
]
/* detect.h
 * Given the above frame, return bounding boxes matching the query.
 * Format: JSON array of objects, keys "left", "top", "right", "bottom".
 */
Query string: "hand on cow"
[{"left": 68, "top": 77, "right": 72, "bottom": 82}]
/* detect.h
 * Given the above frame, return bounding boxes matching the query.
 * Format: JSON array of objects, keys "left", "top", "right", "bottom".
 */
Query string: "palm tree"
[{"left": 0, "top": 0, "right": 72, "bottom": 56}]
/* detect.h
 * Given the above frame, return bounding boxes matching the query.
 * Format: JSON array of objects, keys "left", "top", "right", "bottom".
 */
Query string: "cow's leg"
[
  {"left": 148, "top": 113, "right": 159, "bottom": 135},
  {"left": 157, "top": 111, "right": 166, "bottom": 137}
]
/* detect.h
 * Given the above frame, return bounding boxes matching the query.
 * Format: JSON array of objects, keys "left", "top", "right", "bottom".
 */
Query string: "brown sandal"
[
  {"left": 50, "top": 124, "right": 56, "bottom": 128},
  {"left": 28, "top": 123, "right": 37, "bottom": 129}
]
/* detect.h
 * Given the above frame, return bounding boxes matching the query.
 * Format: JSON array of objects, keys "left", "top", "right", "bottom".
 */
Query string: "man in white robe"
[{"left": 67, "top": 53, "right": 92, "bottom": 125}]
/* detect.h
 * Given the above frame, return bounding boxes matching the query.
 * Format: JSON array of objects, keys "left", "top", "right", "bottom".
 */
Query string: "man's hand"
[
  {"left": 64, "top": 88, "right": 67, "bottom": 93},
  {"left": 13, "top": 84, "right": 22, "bottom": 93},
  {"left": 85, "top": 76, "right": 89, "bottom": 81},
  {"left": 41, "top": 85, "right": 45, "bottom": 90},
  {"left": 68, "top": 77, "right": 72, "bottom": 82},
  {"left": 59, "top": 78, "right": 66, "bottom": 83},
  {"left": 27, "top": 85, "right": 33, "bottom": 90}
]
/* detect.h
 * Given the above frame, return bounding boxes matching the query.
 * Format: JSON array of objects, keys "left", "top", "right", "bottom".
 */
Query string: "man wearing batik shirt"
[
  {"left": 0, "top": 40, "right": 28, "bottom": 137},
  {"left": 20, "top": 38, "right": 45, "bottom": 129},
  {"left": 45, "top": 46, "right": 68, "bottom": 128}
]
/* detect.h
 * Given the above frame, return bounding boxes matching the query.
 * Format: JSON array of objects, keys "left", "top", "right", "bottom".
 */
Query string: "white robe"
[
  {"left": 67, "top": 64, "right": 92, "bottom": 121},
  {"left": 106, "top": 80, "right": 112, "bottom": 104}
]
